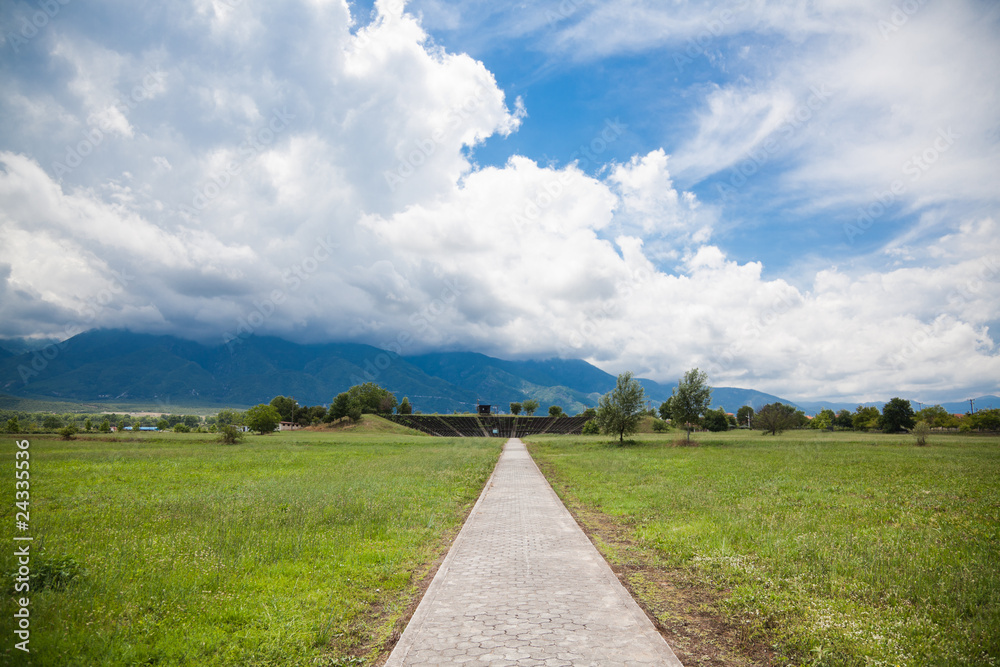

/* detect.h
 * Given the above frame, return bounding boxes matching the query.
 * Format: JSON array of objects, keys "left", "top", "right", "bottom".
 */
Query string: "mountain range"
[{"left": 0, "top": 329, "right": 995, "bottom": 415}]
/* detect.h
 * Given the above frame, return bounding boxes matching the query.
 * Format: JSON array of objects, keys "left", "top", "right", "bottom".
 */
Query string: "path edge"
[{"left": 382, "top": 438, "right": 509, "bottom": 666}]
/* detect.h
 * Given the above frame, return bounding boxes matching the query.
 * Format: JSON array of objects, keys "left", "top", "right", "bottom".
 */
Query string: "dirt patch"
[{"left": 533, "top": 459, "right": 777, "bottom": 667}]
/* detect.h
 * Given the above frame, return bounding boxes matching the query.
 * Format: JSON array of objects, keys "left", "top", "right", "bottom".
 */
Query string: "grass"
[
  {"left": 1, "top": 429, "right": 501, "bottom": 666},
  {"left": 526, "top": 430, "right": 1000, "bottom": 667}
]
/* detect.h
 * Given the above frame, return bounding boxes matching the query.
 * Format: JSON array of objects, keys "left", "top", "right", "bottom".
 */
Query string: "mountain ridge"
[{"left": 0, "top": 329, "right": 993, "bottom": 415}]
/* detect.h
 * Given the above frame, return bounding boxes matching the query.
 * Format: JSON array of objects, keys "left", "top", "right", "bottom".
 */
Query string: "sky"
[{"left": 0, "top": 0, "right": 998, "bottom": 402}]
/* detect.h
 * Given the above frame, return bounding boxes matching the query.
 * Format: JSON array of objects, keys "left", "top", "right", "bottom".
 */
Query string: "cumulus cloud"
[{"left": 0, "top": 0, "right": 997, "bottom": 402}]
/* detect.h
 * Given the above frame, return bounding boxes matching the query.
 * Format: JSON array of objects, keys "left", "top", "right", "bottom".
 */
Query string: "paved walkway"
[{"left": 385, "top": 439, "right": 683, "bottom": 666}]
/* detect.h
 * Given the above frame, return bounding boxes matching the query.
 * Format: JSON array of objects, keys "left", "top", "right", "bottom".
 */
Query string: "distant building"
[{"left": 278, "top": 421, "right": 302, "bottom": 431}]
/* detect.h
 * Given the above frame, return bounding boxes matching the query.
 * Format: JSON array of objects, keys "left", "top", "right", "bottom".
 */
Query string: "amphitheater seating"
[{"left": 385, "top": 414, "right": 591, "bottom": 437}]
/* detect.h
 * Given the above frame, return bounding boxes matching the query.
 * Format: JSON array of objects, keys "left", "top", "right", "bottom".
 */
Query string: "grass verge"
[
  {"left": 1, "top": 430, "right": 500, "bottom": 666},
  {"left": 526, "top": 430, "right": 1000, "bottom": 667}
]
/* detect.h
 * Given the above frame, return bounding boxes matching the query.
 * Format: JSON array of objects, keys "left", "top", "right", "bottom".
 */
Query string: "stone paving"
[{"left": 384, "top": 438, "right": 683, "bottom": 666}]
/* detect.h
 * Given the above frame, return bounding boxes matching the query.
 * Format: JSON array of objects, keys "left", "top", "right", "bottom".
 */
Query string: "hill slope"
[{"left": 0, "top": 328, "right": 840, "bottom": 414}]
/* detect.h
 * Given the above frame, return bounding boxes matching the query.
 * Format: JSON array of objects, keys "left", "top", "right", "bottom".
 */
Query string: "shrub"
[
  {"left": 173, "top": 424, "right": 191, "bottom": 433},
  {"left": 582, "top": 420, "right": 600, "bottom": 435},
  {"left": 58, "top": 425, "right": 78, "bottom": 441},
  {"left": 218, "top": 425, "right": 245, "bottom": 445},
  {"left": 913, "top": 421, "right": 931, "bottom": 446},
  {"left": 651, "top": 418, "right": 669, "bottom": 432}
]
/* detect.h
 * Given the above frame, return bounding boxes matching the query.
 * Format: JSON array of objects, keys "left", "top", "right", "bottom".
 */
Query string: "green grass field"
[
  {"left": 526, "top": 430, "right": 1000, "bottom": 667},
  {"left": 1, "top": 428, "right": 500, "bottom": 666}
]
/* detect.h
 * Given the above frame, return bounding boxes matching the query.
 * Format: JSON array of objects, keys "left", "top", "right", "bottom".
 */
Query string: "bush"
[
  {"left": 702, "top": 408, "right": 730, "bottom": 432},
  {"left": 218, "top": 425, "right": 245, "bottom": 445},
  {"left": 651, "top": 418, "right": 669, "bottom": 432},
  {"left": 173, "top": 424, "right": 191, "bottom": 433},
  {"left": 912, "top": 421, "right": 931, "bottom": 446},
  {"left": 582, "top": 420, "right": 600, "bottom": 435},
  {"left": 58, "top": 425, "right": 78, "bottom": 441}
]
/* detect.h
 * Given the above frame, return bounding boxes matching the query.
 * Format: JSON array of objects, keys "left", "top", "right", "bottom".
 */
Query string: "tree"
[
  {"left": 548, "top": 405, "right": 564, "bottom": 417},
  {"left": 916, "top": 405, "right": 959, "bottom": 429},
  {"left": 833, "top": 409, "right": 853, "bottom": 429},
  {"left": 756, "top": 402, "right": 798, "bottom": 435},
  {"left": 58, "top": 425, "right": 78, "bottom": 441},
  {"left": 116, "top": 419, "right": 125, "bottom": 432},
  {"left": 245, "top": 404, "right": 281, "bottom": 434},
  {"left": 582, "top": 420, "right": 600, "bottom": 435},
  {"left": 216, "top": 409, "right": 244, "bottom": 427},
  {"left": 84, "top": 417, "right": 92, "bottom": 431},
  {"left": 328, "top": 383, "right": 397, "bottom": 420},
  {"left": 173, "top": 424, "right": 191, "bottom": 433},
  {"left": 579, "top": 407, "right": 597, "bottom": 420},
  {"left": 658, "top": 398, "right": 673, "bottom": 421},
  {"left": 6, "top": 417, "right": 19, "bottom": 433},
  {"left": 913, "top": 421, "right": 931, "bottom": 446},
  {"left": 398, "top": 397, "right": 413, "bottom": 415},
  {"left": 269, "top": 396, "right": 297, "bottom": 422},
  {"left": 522, "top": 400, "right": 539, "bottom": 416},
  {"left": 810, "top": 409, "right": 835, "bottom": 430},
  {"left": 218, "top": 424, "right": 245, "bottom": 445},
  {"left": 509, "top": 402, "right": 522, "bottom": 416},
  {"left": 702, "top": 407, "right": 730, "bottom": 432},
  {"left": 736, "top": 406, "right": 754, "bottom": 427},
  {"left": 853, "top": 406, "right": 881, "bottom": 431},
  {"left": 328, "top": 392, "right": 352, "bottom": 422},
  {"left": 879, "top": 397, "right": 915, "bottom": 433},
  {"left": 595, "top": 371, "right": 646, "bottom": 444},
  {"left": 670, "top": 368, "right": 712, "bottom": 441},
  {"left": 99, "top": 420, "right": 111, "bottom": 433},
  {"left": 43, "top": 415, "right": 63, "bottom": 430},
  {"left": 969, "top": 408, "right": 1000, "bottom": 431}
]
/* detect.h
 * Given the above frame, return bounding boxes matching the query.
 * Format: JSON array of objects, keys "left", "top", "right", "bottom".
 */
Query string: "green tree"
[
  {"left": 245, "top": 404, "right": 281, "bottom": 434},
  {"left": 6, "top": 417, "right": 19, "bottom": 433},
  {"left": 269, "top": 396, "right": 297, "bottom": 422},
  {"left": 218, "top": 424, "right": 245, "bottom": 445},
  {"left": 658, "top": 398, "right": 672, "bottom": 421},
  {"left": 853, "top": 406, "right": 881, "bottom": 431},
  {"left": 215, "top": 409, "right": 244, "bottom": 427},
  {"left": 579, "top": 407, "right": 597, "bottom": 420},
  {"left": 329, "top": 383, "right": 397, "bottom": 418},
  {"left": 548, "top": 405, "right": 564, "bottom": 417},
  {"left": 84, "top": 417, "right": 92, "bottom": 431},
  {"left": 702, "top": 407, "right": 730, "bottom": 432},
  {"left": 116, "top": 419, "right": 125, "bottom": 432},
  {"left": 810, "top": 409, "right": 835, "bottom": 430},
  {"left": 582, "top": 420, "right": 600, "bottom": 435},
  {"left": 916, "top": 405, "right": 958, "bottom": 429},
  {"left": 879, "top": 397, "right": 916, "bottom": 433},
  {"left": 43, "top": 415, "right": 62, "bottom": 430},
  {"left": 327, "top": 392, "right": 352, "bottom": 422},
  {"left": 969, "top": 408, "right": 1000, "bottom": 431},
  {"left": 756, "top": 402, "right": 799, "bottom": 435},
  {"left": 173, "top": 424, "right": 191, "bottom": 433},
  {"left": 670, "top": 368, "right": 712, "bottom": 441},
  {"left": 398, "top": 397, "right": 413, "bottom": 415},
  {"left": 58, "top": 425, "right": 78, "bottom": 441},
  {"left": 595, "top": 371, "right": 646, "bottom": 444},
  {"left": 833, "top": 409, "right": 853, "bottom": 429},
  {"left": 913, "top": 421, "right": 931, "bottom": 446},
  {"left": 736, "top": 405, "right": 754, "bottom": 427},
  {"left": 522, "top": 400, "right": 539, "bottom": 416},
  {"left": 99, "top": 420, "right": 111, "bottom": 433},
  {"left": 509, "top": 402, "right": 522, "bottom": 416},
  {"left": 156, "top": 419, "right": 169, "bottom": 431}
]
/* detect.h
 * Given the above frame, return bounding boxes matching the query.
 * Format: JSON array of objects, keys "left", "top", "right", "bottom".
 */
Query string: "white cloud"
[{"left": 0, "top": 0, "right": 997, "bottom": 402}]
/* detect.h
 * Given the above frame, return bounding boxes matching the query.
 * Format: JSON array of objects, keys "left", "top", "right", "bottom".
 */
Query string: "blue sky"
[{"left": 1, "top": 0, "right": 998, "bottom": 402}]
